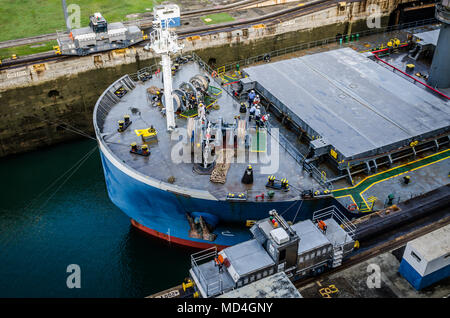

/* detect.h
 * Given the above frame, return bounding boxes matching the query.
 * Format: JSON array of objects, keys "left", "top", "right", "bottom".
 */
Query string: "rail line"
[
  {"left": 0, "top": 0, "right": 335, "bottom": 70},
  {"left": 178, "top": 0, "right": 335, "bottom": 37},
  {"left": 0, "top": 0, "right": 266, "bottom": 50}
]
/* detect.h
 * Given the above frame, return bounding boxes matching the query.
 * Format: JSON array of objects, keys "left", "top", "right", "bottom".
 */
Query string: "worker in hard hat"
[
  {"left": 249, "top": 104, "right": 256, "bottom": 122},
  {"left": 253, "top": 94, "right": 261, "bottom": 105},
  {"left": 248, "top": 90, "right": 256, "bottom": 105},
  {"left": 255, "top": 105, "right": 261, "bottom": 126},
  {"left": 198, "top": 103, "right": 206, "bottom": 121},
  {"left": 261, "top": 113, "right": 270, "bottom": 126},
  {"left": 239, "top": 102, "right": 247, "bottom": 113}
]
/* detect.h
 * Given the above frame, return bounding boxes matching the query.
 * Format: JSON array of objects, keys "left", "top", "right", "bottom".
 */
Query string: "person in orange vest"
[
  {"left": 215, "top": 254, "right": 224, "bottom": 272},
  {"left": 317, "top": 220, "right": 327, "bottom": 233}
]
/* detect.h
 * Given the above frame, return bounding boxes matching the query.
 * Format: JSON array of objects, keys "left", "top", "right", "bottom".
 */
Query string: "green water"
[{"left": 0, "top": 139, "right": 194, "bottom": 297}]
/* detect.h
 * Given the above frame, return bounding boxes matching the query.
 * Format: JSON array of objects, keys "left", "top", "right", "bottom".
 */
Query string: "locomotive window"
[
  {"left": 305, "top": 254, "right": 310, "bottom": 261},
  {"left": 269, "top": 268, "right": 274, "bottom": 275},
  {"left": 299, "top": 257, "right": 304, "bottom": 263},
  {"left": 411, "top": 251, "right": 422, "bottom": 263},
  {"left": 311, "top": 252, "right": 315, "bottom": 258},
  {"left": 237, "top": 281, "right": 242, "bottom": 287},
  {"left": 328, "top": 246, "right": 332, "bottom": 252},
  {"left": 257, "top": 273, "right": 262, "bottom": 280},
  {"left": 279, "top": 249, "right": 286, "bottom": 262},
  {"left": 250, "top": 275, "right": 255, "bottom": 282},
  {"left": 263, "top": 271, "right": 268, "bottom": 277},
  {"left": 244, "top": 277, "right": 248, "bottom": 284},
  {"left": 323, "top": 248, "right": 327, "bottom": 254},
  {"left": 317, "top": 250, "right": 321, "bottom": 256}
]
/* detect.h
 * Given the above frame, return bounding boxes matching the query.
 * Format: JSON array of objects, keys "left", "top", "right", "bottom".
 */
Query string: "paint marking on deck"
[{"left": 332, "top": 149, "right": 450, "bottom": 211}]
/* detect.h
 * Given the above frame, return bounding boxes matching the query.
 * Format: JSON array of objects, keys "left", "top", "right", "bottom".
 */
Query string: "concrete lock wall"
[{"left": 0, "top": 0, "right": 418, "bottom": 157}]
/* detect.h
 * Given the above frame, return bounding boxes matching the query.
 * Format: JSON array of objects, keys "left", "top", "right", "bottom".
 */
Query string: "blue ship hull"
[{"left": 99, "top": 147, "right": 356, "bottom": 248}]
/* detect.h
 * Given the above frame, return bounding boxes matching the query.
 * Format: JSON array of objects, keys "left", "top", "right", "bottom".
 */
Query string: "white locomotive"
[
  {"left": 189, "top": 207, "right": 356, "bottom": 298},
  {"left": 57, "top": 12, "right": 143, "bottom": 56}
]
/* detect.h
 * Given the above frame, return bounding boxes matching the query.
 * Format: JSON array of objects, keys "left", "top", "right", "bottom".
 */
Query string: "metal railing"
[
  {"left": 312, "top": 205, "right": 356, "bottom": 239},
  {"left": 190, "top": 246, "right": 224, "bottom": 297},
  {"left": 259, "top": 94, "right": 333, "bottom": 190},
  {"left": 211, "top": 18, "right": 438, "bottom": 74}
]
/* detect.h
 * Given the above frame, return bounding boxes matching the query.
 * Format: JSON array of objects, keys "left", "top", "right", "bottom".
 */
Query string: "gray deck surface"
[
  {"left": 100, "top": 61, "right": 319, "bottom": 199},
  {"left": 223, "top": 239, "right": 275, "bottom": 276},
  {"left": 413, "top": 29, "right": 440, "bottom": 46},
  {"left": 244, "top": 48, "right": 450, "bottom": 159}
]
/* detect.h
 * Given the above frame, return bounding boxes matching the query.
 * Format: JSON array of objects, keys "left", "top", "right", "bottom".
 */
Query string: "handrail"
[
  {"left": 312, "top": 205, "right": 356, "bottom": 238},
  {"left": 212, "top": 18, "right": 438, "bottom": 74},
  {"left": 373, "top": 54, "right": 450, "bottom": 100}
]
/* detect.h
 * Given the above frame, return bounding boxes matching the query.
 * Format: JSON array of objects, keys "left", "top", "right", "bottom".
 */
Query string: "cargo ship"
[{"left": 93, "top": 4, "right": 450, "bottom": 249}]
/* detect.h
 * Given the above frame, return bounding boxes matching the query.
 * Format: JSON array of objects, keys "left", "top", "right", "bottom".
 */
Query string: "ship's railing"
[
  {"left": 94, "top": 74, "right": 136, "bottom": 131},
  {"left": 373, "top": 55, "right": 450, "bottom": 100},
  {"left": 190, "top": 246, "right": 224, "bottom": 297},
  {"left": 267, "top": 119, "right": 333, "bottom": 190},
  {"left": 257, "top": 92, "right": 333, "bottom": 190},
  {"left": 129, "top": 18, "right": 437, "bottom": 82},
  {"left": 210, "top": 17, "right": 437, "bottom": 74},
  {"left": 129, "top": 63, "right": 161, "bottom": 82},
  {"left": 312, "top": 205, "right": 356, "bottom": 239}
]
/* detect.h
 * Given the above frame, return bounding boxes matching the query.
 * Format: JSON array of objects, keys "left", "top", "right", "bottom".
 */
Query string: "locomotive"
[{"left": 188, "top": 206, "right": 356, "bottom": 298}]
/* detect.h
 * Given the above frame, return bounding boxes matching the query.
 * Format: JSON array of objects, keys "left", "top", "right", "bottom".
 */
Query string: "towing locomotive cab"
[
  {"left": 89, "top": 13, "right": 108, "bottom": 33},
  {"left": 188, "top": 207, "right": 355, "bottom": 298},
  {"left": 57, "top": 8, "right": 143, "bottom": 55}
]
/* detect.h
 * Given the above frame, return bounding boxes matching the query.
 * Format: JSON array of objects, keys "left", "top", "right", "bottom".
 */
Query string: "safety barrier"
[
  {"left": 312, "top": 205, "right": 356, "bottom": 239},
  {"left": 190, "top": 246, "right": 224, "bottom": 297},
  {"left": 212, "top": 17, "right": 437, "bottom": 75}
]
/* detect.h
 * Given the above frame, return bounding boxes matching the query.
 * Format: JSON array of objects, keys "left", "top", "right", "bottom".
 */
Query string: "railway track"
[
  {"left": 177, "top": 0, "right": 335, "bottom": 37},
  {"left": 0, "top": 0, "right": 335, "bottom": 70},
  {"left": 0, "top": 0, "right": 267, "bottom": 50}
]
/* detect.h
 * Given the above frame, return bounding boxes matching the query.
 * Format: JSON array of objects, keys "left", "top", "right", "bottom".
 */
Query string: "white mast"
[{"left": 145, "top": 5, "right": 183, "bottom": 132}]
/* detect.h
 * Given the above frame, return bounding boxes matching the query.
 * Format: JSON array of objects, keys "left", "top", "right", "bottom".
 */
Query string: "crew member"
[
  {"left": 198, "top": 103, "right": 206, "bottom": 121},
  {"left": 249, "top": 104, "right": 256, "bottom": 122},
  {"left": 255, "top": 106, "right": 261, "bottom": 126},
  {"left": 248, "top": 90, "right": 256, "bottom": 105},
  {"left": 261, "top": 114, "right": 270, "bottom": 126},
  {"left": 253, "top": 94, "right": 261, "bottom": 106}
]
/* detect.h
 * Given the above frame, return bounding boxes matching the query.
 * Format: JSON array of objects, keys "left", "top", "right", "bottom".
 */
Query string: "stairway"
[
  {"left": 408, "top": 45, "right": 423, "bottom": 60},
  {"left": 332, "top": 245, "right": 344, "bottom": 268}
]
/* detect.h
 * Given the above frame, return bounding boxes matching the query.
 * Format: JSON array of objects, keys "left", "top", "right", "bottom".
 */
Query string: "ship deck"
[
  {"left": 95, "top": 26, "right": 450, "bottom": 207},
  {"left": 243, "top": 47, "right": 450, "bottom": 162},
  {"left": 97, "top": 60, "right": 321, "bottom": 201}
]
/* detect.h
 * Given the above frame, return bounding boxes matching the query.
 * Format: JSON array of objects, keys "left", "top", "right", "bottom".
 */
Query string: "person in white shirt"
[
  {"left": 253, "top": 94, "right": 260, "bottom": 105},
  {"left": 255, "top": 106, "right": 261, "bottom": 126},
  {"left": 249, "top": 104, "right": 256, "bottom": 122}
]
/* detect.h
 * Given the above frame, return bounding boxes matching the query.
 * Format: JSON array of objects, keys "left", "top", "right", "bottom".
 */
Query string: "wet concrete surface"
[{"left": 298, "top": 247, "right": 450, "bottom": 298}]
